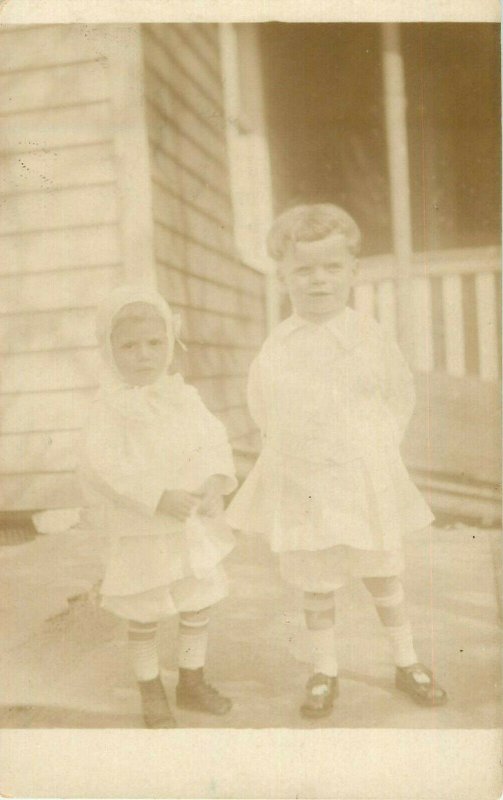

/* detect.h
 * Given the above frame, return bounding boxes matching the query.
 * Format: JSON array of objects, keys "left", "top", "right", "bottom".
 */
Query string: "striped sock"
[
  {"left": 308, "top": 626, "right": 338, "bottom": 677},
  {"left": 178, "top": 615, "right": 209, "bottom": 670},
  {"left": 128, "top": 621, "right": 159, "bottom": 682}
]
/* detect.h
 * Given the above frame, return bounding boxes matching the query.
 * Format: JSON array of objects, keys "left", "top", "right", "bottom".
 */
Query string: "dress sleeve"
[
  {"left": 80, "top": 402, "right": 167, "bottom": 516},
  {"left": 187, "top": 389, "right": 238, "bottom": 494},
  {"left": 247, "top": 355, "right": 267, "bottom": 433},
  {"left": 382, "top": 334, "right": 416, "bottom": 440}
]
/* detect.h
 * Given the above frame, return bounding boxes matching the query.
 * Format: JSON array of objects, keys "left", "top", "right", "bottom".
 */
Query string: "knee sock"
[
  {"left": 308, "top": 626, "right": 339, "bottom": 677},
  {"left": 178, "top": 614, "right": 209, "bottom": 671},
  {"left": 304, "top": 592, "right": 338, "bottom": 677},
  {"left": 370, "top": 583, "right": 418, "bottom": 668},
  {"left": 128, "top": 621, "right": 159, "bottom": 682},
  {"left": 385, "top": 621, "right": 418, "bottom": 668}
]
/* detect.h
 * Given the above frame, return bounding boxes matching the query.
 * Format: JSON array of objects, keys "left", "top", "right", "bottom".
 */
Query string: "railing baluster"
[
  {"left": 442, "top": 274, "right": 466, "bottom": 377},
  {"left": 376, "top": 279, "right": 397, "bottom": 338},
  {"left": 475, "top": 272, "right": 499, "bottom": 382},
  {"left": 358, "top": 248, "right": 500, "bottom": 383},
  {"left": 411, "top": 275, "right": 434, "bottom": 372}
]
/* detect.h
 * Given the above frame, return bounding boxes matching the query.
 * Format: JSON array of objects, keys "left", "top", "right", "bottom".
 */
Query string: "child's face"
[
  {"left": 279, "top": 236, "right": 357, "bottom": 319},
  {"left": 111, "top": 316, "right": 169, "bottom": 386}
]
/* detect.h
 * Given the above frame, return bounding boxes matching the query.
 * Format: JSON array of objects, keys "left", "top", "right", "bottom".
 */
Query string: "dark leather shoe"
[
  {"left": 395, "top": 663, "right": 448, "bottom": 707},
  {"left": 176, "top": 668, "right": 232, "bottom": 715},
  {"left": 138, "top": 676, "right": 178, "bottom": 728},
  {"left": 300, "top": 673, "right": 339, "bottom": 719}
]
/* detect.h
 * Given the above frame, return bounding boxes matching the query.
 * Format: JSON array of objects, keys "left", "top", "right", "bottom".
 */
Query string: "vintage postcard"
[{"left": 0, "top": 1, "right": 500, "bottom": 798}]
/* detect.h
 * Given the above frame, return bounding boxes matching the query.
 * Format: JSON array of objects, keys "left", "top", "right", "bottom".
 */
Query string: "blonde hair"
[{"left": 267, "top": 204, "right": 361, "bottom": 261}]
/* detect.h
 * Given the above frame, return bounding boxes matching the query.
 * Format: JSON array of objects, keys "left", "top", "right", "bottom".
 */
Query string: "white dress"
[
  {"left": 79, "top": 373, "right": 237, "bottom": 621},
  {"left": 226, "top": 307, "right": 433, "bottom": 591}
]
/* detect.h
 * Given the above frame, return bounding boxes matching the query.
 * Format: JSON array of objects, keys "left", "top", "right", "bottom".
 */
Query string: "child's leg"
[
  {"left": 128, "top": 619, "right": 177, "bottom": 728},
  {"left": 300, "top": 591, "right": 339, "bottom": 718},
  {"left": 178, "top": 608, "right": 210, "bottom": 671},
  {"left": 304, "top": 591, "right": 338, "bottom": 677},
  {"left": 176, "top": 607, "right": 231, "bottom": 715},
  {"left": 363, "top": 575, "right": 447, "bottom": 705},
  {"left": 127, "top": 619, "right": 160, "bottom": 680},
  {"left": 362, "top": 576, "right": 417, "bottom": 667}
]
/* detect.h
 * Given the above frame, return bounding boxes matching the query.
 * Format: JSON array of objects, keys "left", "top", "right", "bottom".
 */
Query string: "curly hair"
[{"left": 266, "top": 204, "right": 361, "bottom": 261}]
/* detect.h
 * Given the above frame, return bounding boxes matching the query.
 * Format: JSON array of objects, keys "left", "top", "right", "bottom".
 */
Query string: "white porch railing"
[{"left": 355, "top": 246, "right": 501, "bottom": 383}]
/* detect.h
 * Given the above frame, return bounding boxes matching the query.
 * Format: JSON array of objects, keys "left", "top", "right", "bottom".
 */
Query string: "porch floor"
[{"left": 0, "top": 521, "right": 500, "bottom": 730}]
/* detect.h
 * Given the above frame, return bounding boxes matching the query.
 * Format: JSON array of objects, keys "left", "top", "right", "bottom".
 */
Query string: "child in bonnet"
[{"left": 79, "top": 285, "right": 237, "bottom": 728}]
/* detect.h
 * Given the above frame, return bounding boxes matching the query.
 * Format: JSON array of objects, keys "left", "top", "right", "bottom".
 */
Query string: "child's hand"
[
  {"left": 197, "top": 493, "right": 224, "bottom": 518},
  {"left": 197, "top": 475, "right": 229, "bottom": 497},
  {"left": 195, "top": 475, "right": 227, "bottom": 518},
  {"left": 157, "top": 490, "right": 199, "bottom": 521}
]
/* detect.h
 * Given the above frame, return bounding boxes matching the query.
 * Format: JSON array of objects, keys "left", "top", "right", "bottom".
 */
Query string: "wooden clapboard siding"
[
  {"left": 154, "top": 225, "right": 261, "bottom": 296},
  {"left": 152, "top": 145, "right": 232, "bottom": 220},
  {"left": 0, "top": 307, "right": 96, "bottom": 353},
  {"left": 0, "top": 224, "right": 120, "bottom": 275},
  {"left": 151, "top": 182, "right": 234, "bottom": 255},
  {"left": 0, "top": 60, "right": 110, "bottom": 114},
  {"left": 145, "top": 26, "right": 224, "bottom": 120},
  {"left": 145, "top": 103, "right": 231, "bottom": 220},
  {"left": 150, "top": 123, "right": 232, "bottom": 210},
  {"left": 184, "top": 344, "right": 256, "bottom": 380},
  {"left": 179, "top": 24, "right": 222, "bottom": 78},
  {"left": 0, "top": 25, "right": 123, "bottom": 510},
  {"left": 179, "top": 306, "right": 264, "bottom": 349},
  {"left": 151, "top": 163, "right": 230, "bottom": 231},
  {"left": 0, "top": 143, "right": 116, "bottom": 197},
  {"left": 157, "top": 263, "right": 263, "bottom": 319},
  {"left": 143, "top": 23, "right": 266, "bottom": 448},
  {"left": 0, "top": 184, "right": 118, "bottom": 236},
  {"left": 0, "top": 23, "right": 265, "bottom": 510},
  {"left": 2, "top": 349, "right": 100, "bottom": 394},
  {"left": 0, "top": 388, "right": 95, "bottom": 434},
  {"left": 0, "top": 103, "right": 113, "bottom": 155},
  {"left": 145, "top": 62, "right": 227, "bottom": 169},
  {"left": 0, "top": 25, "right": 112, "bottom": 72},
  {"left": 0, "top": 265, "right": 117, "bottom": 314}
]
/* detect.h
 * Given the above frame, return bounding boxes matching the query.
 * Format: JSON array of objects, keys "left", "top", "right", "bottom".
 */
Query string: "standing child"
[
  {"left": 79, "top": 285, "right": 237, "bottom": 728},
  {"left": 227, "top": 204, "right": 447, "bottom": 718}
]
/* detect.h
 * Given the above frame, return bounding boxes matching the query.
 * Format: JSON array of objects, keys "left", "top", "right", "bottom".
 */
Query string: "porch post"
[
  {"left": 219, "top": 23, "right": 280, "bottom": 333},
  {"left": 241, "top": 24, "right": 280, "bottom": 333},
  {"left": 106, "top": 25, "right": 156, "bottom": 286},
  {"left": 381, "top": 24, "right": 414, "bottom": 359}
]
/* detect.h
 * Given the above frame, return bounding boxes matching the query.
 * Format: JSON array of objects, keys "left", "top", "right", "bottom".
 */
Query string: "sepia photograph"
[{"left": 0, "top": 4, "right": 501, "bottom": 798}]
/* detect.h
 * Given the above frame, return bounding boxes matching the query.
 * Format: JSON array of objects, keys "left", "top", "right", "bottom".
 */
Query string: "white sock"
[
  {"left": 128, "top": 622, "right": 159, "bottom": 682},
  {"left": 386, "top": 622, "right": 418, "bottom": 668},
  {"left": 308, "top": 626, "right": 338, "bottom": 677},
  {"left": 178, "top": 617, "right": 209, "bottom": 670}
]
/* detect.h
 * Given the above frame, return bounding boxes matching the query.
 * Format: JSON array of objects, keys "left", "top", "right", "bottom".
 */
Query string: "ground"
[{"left": 0, "top": 521, "right": 500, "bottom": 730}]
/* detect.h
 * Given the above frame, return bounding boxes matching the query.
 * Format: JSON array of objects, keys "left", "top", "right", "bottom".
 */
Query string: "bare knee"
[
  {"left": 128, "top": 619, "right": 157, "bottom": 630},
  {"left": 180, "top": 607, "right": 211, "bottom": 625},
  {"left": 363, "top": 576, "right": 401, "bottom": 599},
  {"left": 304, "top": 591, "right": 335, "bottom": 629}
]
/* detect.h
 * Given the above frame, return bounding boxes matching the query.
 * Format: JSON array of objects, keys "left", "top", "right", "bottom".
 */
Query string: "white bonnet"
[{"left": 95, "top": 284, "right": 181, "bottom": 369}]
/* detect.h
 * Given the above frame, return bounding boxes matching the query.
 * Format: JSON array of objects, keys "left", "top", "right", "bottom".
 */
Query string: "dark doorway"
[{"left": 259, "top": 23, "right": 501, "bottom": 257}]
